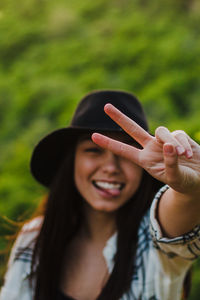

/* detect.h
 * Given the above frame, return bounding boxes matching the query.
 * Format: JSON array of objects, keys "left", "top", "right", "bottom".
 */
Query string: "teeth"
[{"left": 94, "top": 181, "right": 122, "bottom": 190}]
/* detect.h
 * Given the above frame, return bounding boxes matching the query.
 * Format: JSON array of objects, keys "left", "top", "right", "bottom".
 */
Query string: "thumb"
[{"left": 163, "top": 143, "right": 180, "bottom": 183}]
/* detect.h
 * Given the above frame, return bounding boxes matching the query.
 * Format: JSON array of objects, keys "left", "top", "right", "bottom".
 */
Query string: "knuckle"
[
  {"left": 118, "top": 114, "right": 124, "bottom": 124},
  {"left": 155, "top": 126, "right": 165, "bottom": 134},
  {"left": 166, "top": 160, "right": 175, "bottom": 168},
  {"left": 119, "top": 143, "right": 124, "bottom": 153},
  {"left": 125, "top": 122, "right": 136, "bottom": 135},
  {"left": 130, "top": 124, "right": 137, "bottom": 134},
  {"left": 155, "top": 126, "right": 169, "bottom": 137},
  {"left": 172, "top": 130, "right": 186, "bottom": 138},
  {"left": 119, "top": 143, "right": 127, "bottom": 156}
]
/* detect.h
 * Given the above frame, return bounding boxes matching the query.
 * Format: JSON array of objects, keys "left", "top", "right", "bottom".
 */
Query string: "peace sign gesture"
[{"left": 92, "top": 104, "right": 200, "bottom": 197}]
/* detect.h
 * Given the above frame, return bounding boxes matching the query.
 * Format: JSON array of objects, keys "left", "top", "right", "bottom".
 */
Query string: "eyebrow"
[{"left": 78, "top": 135, "right": 92, "bottom": 143}]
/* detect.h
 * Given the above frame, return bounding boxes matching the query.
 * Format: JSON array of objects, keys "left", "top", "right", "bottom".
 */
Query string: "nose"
[{"left": 101, "top": 151, "right": 121, "bottom": 174}]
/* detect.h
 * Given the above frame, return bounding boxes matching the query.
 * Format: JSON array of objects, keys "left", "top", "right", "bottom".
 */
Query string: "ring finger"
[{"left": 155, "top": 126, "right": 186, "bottom": 156}]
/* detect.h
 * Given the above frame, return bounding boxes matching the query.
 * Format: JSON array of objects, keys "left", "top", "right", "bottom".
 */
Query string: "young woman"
[{"left": 1, "top": 90, "right": 200, "bottom": 300}]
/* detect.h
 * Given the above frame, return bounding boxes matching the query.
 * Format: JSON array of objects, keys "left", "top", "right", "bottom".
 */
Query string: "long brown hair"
[{"left": 30, "top": 141, "right": 164, "bottom": 300}]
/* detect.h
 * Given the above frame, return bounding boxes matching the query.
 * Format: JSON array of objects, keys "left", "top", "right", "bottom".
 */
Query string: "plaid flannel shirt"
[{"left": 1, "top": 185, "right": 200, "bottom": 300}]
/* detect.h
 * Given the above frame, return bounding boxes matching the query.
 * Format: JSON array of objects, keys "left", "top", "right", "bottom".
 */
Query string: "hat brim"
[{"left": 30, "top": 126, "right": 124, "bottom": 187}]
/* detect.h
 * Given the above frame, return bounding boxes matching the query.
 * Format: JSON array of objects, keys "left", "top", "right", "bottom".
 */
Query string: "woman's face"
[{"left": 74, "top": 133, "right": 143, "bottom": 213}]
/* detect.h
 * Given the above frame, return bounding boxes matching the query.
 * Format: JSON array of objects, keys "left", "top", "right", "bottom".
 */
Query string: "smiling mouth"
[{"left": 92, "top": 180, "right": 125, "bottom": 191}]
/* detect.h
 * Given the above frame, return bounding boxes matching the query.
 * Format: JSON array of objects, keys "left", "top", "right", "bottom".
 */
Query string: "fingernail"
[
  {"left": 176, "top": 146, "right": 185, "bottom": 155},
  {"left": 186, "top": 149, "right": 193, "bottom": 158},
  {"left": 165, "top": 144, "right": 174, "bottom": 154}
]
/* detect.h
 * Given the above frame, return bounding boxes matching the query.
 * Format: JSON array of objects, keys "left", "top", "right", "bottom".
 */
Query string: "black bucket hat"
[{"left": 30, "top": 90, "right": 148, "bottom": 187}]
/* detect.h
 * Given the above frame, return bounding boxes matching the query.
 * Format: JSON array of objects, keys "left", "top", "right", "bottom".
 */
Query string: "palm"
[
  {"left": 92, "top": 104, "right": 200, "bottom": 195},
  {"left": 139, "top": 138, "right": 168, "bottom": 179}
]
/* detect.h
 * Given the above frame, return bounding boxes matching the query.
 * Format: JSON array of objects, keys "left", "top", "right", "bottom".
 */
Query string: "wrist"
[{"left": 168, "top": 187, "right": 200, "bottom": 204}]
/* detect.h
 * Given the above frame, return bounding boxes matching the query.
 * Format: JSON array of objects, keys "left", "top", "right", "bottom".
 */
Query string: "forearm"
[{"left": 158, "top": 187, "right": 200, "bottom": 238}]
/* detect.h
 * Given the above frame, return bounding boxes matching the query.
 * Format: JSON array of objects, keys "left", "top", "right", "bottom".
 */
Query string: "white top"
[{"left": 1, "top": 185, "right": 200, "bottom": 300}]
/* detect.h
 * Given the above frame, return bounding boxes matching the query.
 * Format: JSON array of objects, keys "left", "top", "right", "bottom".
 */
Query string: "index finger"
[
  {"left": 91, "top": 133, "right": 141, "bottom": 165},
  {"left": 104, "top": 104, "right": 152, "bottom": 147}
]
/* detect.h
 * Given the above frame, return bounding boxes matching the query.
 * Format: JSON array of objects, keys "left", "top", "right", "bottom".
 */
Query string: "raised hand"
[{"left": 92, "top": 104, "right": 200, "bottom": 197}]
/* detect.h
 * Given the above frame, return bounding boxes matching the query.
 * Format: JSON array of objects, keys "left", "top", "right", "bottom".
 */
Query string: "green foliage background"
[{"left": 0, "top": 0, "right": 200, "bottom": 298}]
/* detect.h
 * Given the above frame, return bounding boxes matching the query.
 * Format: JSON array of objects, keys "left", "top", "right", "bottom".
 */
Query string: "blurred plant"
[{"left": 0, "top": 0, "right": 200, "bottom": 297}]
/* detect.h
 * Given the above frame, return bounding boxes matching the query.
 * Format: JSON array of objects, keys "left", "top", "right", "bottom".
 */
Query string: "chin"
[{"left": 91, "top": 202, "right": 122, "bottom": 213}]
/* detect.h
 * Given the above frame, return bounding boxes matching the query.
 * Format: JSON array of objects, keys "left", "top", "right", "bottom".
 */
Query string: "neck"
[{"left": 80, "top": 204, "right": 117, "bottom": 245}]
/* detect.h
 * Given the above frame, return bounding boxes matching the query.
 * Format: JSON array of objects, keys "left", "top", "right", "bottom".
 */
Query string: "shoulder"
[
  {"left": 8, "top": 216, "right": 44, "bottom": 266},
  {"left": 16, "top": 215, "right": 43, "bottom": 248},
  {"left": 0, "top": 217, "right": 44, "bottom": 299},
  {"left": 21, "top": 215, "right": 44, "bottom": 233}
]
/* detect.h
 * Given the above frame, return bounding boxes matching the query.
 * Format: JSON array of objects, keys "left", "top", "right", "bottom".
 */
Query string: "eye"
[{"left": 85, "top": 147, "right": 102, "bottom": 153}]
